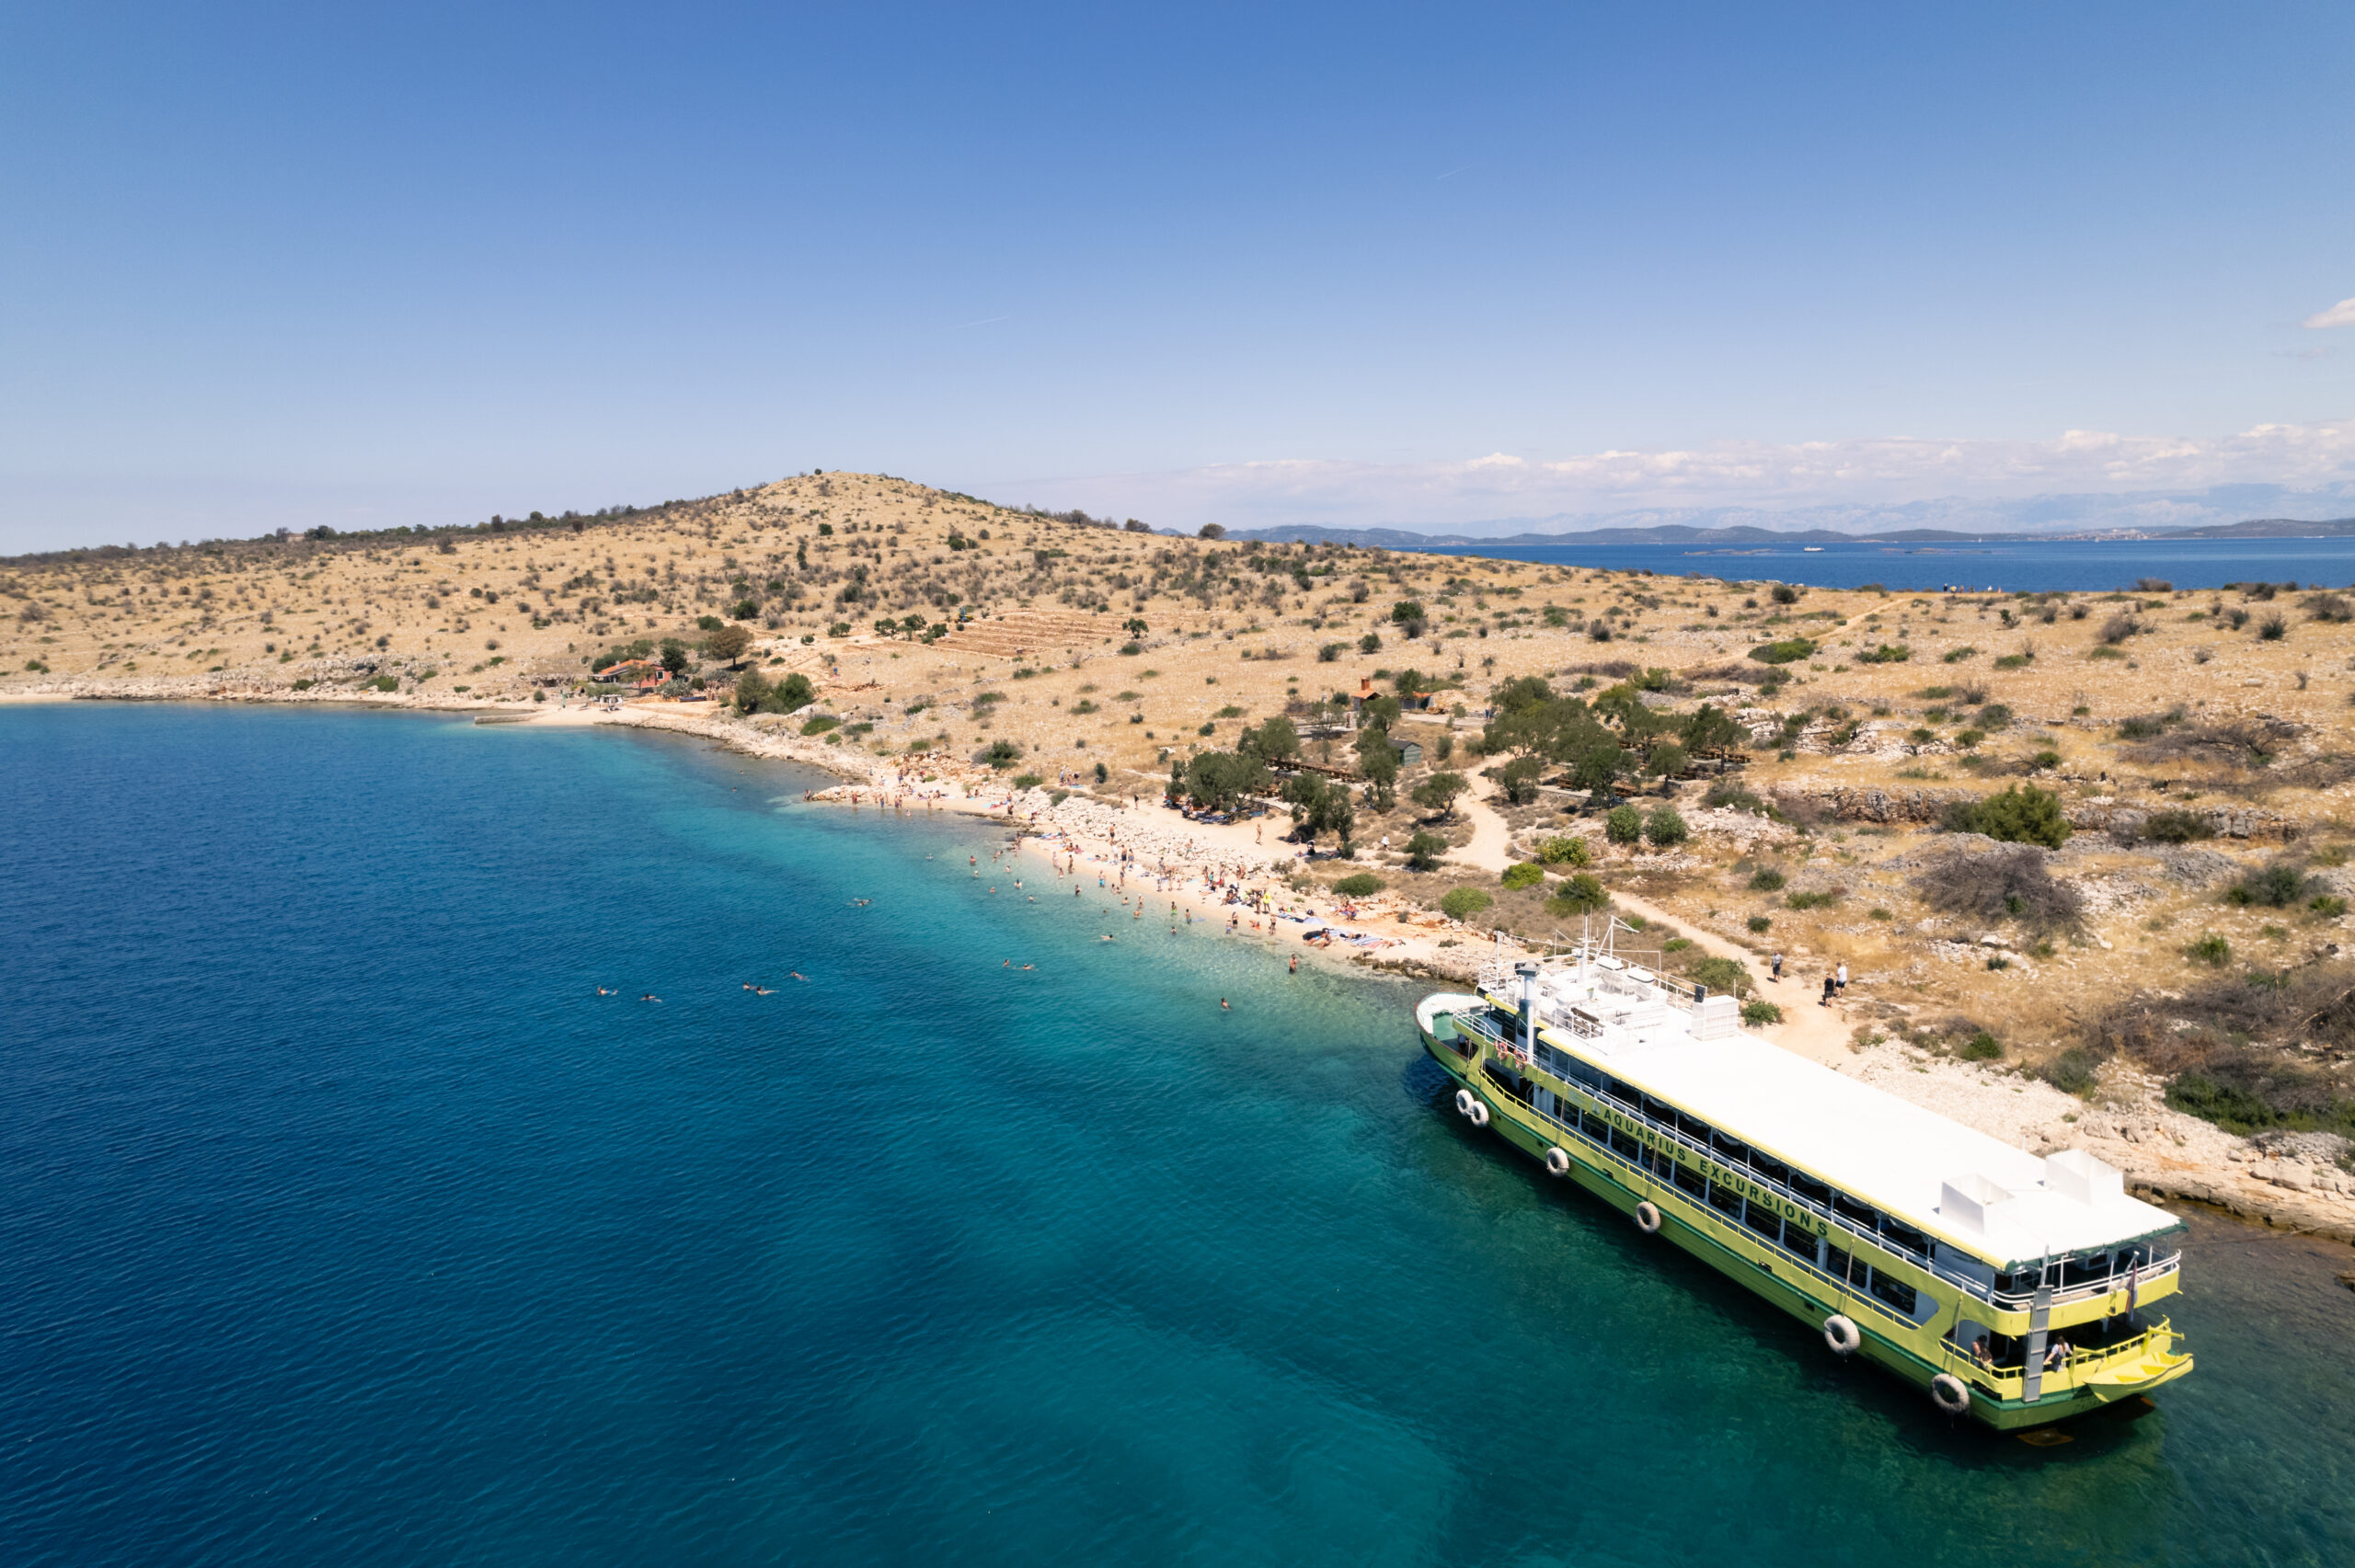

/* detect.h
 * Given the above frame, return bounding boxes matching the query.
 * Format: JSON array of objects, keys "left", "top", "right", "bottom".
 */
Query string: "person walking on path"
[
  {"left": 1835, "top": 961, "right": 1849, "bottom": 994},
  {"left": 1820, "top": 974, "right": 1836, "bottom": 1007},
  {"left": 1770, "top": 952, "right": 1784, "bottom": 983}
]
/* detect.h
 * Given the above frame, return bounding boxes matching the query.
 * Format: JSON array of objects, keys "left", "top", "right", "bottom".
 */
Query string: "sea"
[
  {"left": 4, "top": 703, "right": 2351, "bottom": 1567},
  {"left": 1420, "top": 535, "right": 2355, "bottom": 593}
]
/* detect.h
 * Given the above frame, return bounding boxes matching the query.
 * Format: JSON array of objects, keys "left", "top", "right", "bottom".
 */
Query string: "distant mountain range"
[{"left": 1230, "top": 516, "right": 2355, "bottom": 548}]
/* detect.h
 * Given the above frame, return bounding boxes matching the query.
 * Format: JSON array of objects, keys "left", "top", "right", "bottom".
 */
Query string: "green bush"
[
  {"left": 2187, "top": 932, "right": 2231, "bottom": 966},
  {"left": 2311, "top": 895, "right": 2349, "bottom": 919},
  {"left": 1405, "top": 830, "right": 1447, "bottom": 871},
  {"left": 2042, "top": 1048, "right": 2100, "bottom": 1096},
  {"left": 291, "top": 678, "right": 315, "bottom": 691},
  {"left": 2227, "top": 864, "right": 2313, "bottom": 909},
  {"left": 2165, "top": 1071, "right": 2286, "bottom": 1135},
  {"left": 1943, "top": 784, "right": 2071, "bottom": 849},
  {"left": 1440, "top": 887, "right": 1494, "bottom": 921},
  {"left": 1333, "top": 873, "right": 1384, "bottom": 897},
  {"left": 1500, "top": 862, "right": 1545, "bottom": 890},
  {"left": 1746, "top": 914, "right": 1771, "bottom": 933},
  {"left": 1545, "top": 873, "right": 1608, "bottom": 916},
  {"left": 1740, "top": 1000, "right": 1783, "bottom": 1025},
  {"left": 1858, "top": 644, "right": 1912, "bottom": 663},
  {"left": 2143, "top": 808, "right": 2211, "bottom": 843},
  {"left": 1012, "top": 773, "right": 1043, "bottom": 790},
  {"left": 1537, "top": 834, "right": 1591, "bottom": 866},
  {"left": 367, "top": 675, "right": 400, "bottom": 692},
  {"left": 1689, "top": 956, "right": 1750, "bottom": 997},
  {"left": 1960, "top": 1032, "right": 2004, "bottom": 1061},
  {"left": 1747, "top": 867, "right": 1786, "bottom": 892},
  {"left": 799, "top": 715, "right": 840, "bottom": 736},
  {"left": 1605, "top": 804, "right": 1642, "bottom": 843},
  {"left": 1747, "top": 638, "right": 1818, "bottom": 665},
  {"left": 1786, "top": 890, "right": 1838, "bottom": 910},
  {"left": 1644, "top": 805, "right": 1688, "bottom": 846}
]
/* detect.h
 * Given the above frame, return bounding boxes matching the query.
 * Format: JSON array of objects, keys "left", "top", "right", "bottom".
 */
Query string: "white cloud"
[
  {"left": 2303, "top": 296, "right": 2355, "bottom": 329},
  {"left": 982, "top": 418, "right": 2355, "bottom": 533}
]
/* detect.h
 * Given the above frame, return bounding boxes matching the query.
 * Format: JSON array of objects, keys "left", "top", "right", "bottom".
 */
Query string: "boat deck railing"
[{"left": 1455, "top": 1015, "right": 2182, "bottom": 1313}]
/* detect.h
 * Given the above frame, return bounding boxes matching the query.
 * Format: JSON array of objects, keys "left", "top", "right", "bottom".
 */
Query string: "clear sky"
[{"left": 3, "top": 1, "right": 2350, "bottom": 550}]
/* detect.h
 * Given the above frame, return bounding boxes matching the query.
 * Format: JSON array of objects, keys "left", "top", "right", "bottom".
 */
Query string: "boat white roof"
[{"left": 1468, "top": 971, "right": 2179, "bottom": 1266}]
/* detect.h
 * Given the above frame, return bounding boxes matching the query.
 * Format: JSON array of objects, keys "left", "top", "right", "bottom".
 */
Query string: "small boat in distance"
[{"left": 1415, "top": 921, "right": 2190, "bottom": 1429}]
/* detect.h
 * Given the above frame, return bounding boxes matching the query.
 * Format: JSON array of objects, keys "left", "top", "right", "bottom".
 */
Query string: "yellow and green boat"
[{"left": 1417, "top": 925, "right": 2192, "bottom": 1429}]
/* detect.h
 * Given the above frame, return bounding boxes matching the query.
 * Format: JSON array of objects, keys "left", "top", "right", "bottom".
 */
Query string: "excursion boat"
[{"left": 1416, "top": 922, "right": 2193, "bottom": 1428}]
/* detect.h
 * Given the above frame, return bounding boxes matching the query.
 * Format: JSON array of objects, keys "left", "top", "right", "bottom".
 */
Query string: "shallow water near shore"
[{"left": 4, "top": 704, "right": 2352, "bottom": 1566}]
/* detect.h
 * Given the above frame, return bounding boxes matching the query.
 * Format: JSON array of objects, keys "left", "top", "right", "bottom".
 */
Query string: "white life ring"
[
  {"left": 1823, "top": 1314, "right": 1862, "bottom": 1356},
  {"left": 1467, "top": 1098, "right": 1490, "bottom": 1127},
  {"left": 1634, "top": 1201, "right": 1661, "bottom": 1233},
  {"left": 1453, "top": 1089, "right": 1475, "bottom": 1117},
  {"left": 1930, "top": 1372, "right": 1972, "bottom": 1415},
  {"left": 1545, "top": 1147, "right": 1571, "bottom": 1176}
]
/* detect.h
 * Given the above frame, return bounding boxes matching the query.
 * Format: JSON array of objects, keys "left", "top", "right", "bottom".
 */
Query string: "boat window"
[
  {"left": 1744, "top": 1200, "right": 1780, "bottom": 1241},
  {"left": 1832, "top": 1192, "right": 1878, "bottom": 1229},
  {"left": 1608, "top": 1125, "right": 1642, "bottom": 1161},
  {"left": 1880, "top": 1219, "right": 1930, "bottom": 1258},
  {"left": 1867, "top": 1269, "right": 1918, "bottom": 1319},
  {"left": 1640, "top": 1094, "right": 1676, "bottom": 1126},
  {"left": 1560, "top": 1058, "right": 1606, "bottom": 1093},
  {"left": 1751, "top": 1154, "right": 1790, "bottom": 1186},
  {"left": 1987, "top": 1332, "right": 2025, "bottom": 1369},
  {"left": 1577, "top": 1110, "right": 1607, "bottom": 1146},
  {"left": 1672, "top": 1160, "right": 1707, "bottom": 1199},
  {"left": 1707, "top": 1180, "right": 1743, "bottom": 1219},
  {"left": 2060, "top": 1252, "right": 2113, "bottom": 1288},
  {"left": 1994, "top": 1268, "right": 2040, "bottom": 1297},
  {"left": 1789, "top": 1173, "right": 1832, "bottom": 1207},
  {"left": 1604, "top": 1076, "right": 1640, "bottom": 1108},
  {"left": 1933, "top": 1244, "right": 1996, "bottom": 1290},
  {"left": 1709, "top": 1130, "right": 1751, "bottom": 1165},
  {"left": 1780, "top": 1219, "right": 1821, "bottom": 1265},
  {"left": 1675, "top": 1110, "right": 1714, "bottom": 1143},
  {"left": 1825, "top": 1244, "right": 1859, "bottom": 1288}
]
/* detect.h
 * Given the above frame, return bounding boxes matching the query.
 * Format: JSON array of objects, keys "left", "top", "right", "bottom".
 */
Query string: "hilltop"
[{"left": 6, "top": 469, "right": 2354, "bottom": 1232}]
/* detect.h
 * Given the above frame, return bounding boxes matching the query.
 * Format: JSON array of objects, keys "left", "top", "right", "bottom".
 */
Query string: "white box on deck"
[{"left": 1690, "top": 993, "right": 1740, "bottom": 1041}]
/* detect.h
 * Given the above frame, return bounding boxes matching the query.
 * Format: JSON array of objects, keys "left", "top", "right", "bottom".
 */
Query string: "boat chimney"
[{"left": 1516, "top": 961, "right": 1537, "bottom": 1048}]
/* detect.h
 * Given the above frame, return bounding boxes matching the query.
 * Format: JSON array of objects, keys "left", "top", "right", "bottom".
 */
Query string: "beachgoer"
[
  {"left": 1289, "top": 956, "right": 1297, "bottom": 973},
  {"left": 1821, "top": 975, "right": 1835, "bottom": 1006},
  {"left": 1836, "top": 961, "right": 1849, "bottom": 993},
  {"left": 1221, "top": 998, "right": 1229, "bottom": 1010},
  {"left": 1770, "top": 953, "right": 1784, "bottom": 983}
]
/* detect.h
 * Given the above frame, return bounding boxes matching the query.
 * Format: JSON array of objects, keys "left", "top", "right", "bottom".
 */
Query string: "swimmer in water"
[
  {"left": 640, "top": 994, "right": 661, "bottom": 1002},
  {"left": 1021, "top": 964, "right": 1034, "bottom": 970},
  {"left": 789, "top": 972, "right": 806, "bottom": 981},
  {"left": 1221, "top": 998, "right": 1230, "bottom": 1011}
]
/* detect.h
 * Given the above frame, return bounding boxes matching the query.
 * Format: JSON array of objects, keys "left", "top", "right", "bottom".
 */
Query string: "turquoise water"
[{"left": 3, "top": 704, "right": 2352, "bottom": 1566}]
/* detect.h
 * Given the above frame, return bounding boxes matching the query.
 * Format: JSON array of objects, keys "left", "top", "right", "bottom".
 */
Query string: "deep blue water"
[
  {"left": 5, "top": 704, "right": 2353, "bottom": 1566},
  {"left": 1423, "top": 535, "right": 2355, "bottom": 592}
]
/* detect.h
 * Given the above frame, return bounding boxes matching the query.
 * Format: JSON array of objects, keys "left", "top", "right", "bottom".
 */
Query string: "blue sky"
[{"left": 3, "top": 1, "right": 2351, "bottom": 549}]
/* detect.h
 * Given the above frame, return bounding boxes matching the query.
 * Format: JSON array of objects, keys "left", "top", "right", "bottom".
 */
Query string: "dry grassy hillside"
[{"left": 7, "top": 471, "right": 2355, "bottom": 1162}]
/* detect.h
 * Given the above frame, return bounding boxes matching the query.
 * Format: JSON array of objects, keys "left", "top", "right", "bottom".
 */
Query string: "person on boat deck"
[
  {"left": 1969, "top": 1335, "right": 1994, "bottom": 1370},
  {"left": 2044, "top": 1338, "right": 2072, "bottom": 1371}
]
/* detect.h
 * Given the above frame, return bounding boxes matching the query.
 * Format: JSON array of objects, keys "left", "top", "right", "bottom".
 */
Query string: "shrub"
[
  {"left": 1746, "top": 914, "right": 1772, "bottom": 933},
  {"left": 291, "top": 678, "right": 315, "bottom": 691},
  {"left": 1318, "top": 642, "right": 1345, "bottom": 662},
  {"left": 2164, "top": 1073, "right": 2280, "bottom": 1135},
  {"left": 1688, "top": 956, "right": 1750, "bottom": 997},
  {"left": 1858, "top": 644, "right": 1912, "bottom": 663},
  {"left": 1769, "top": 584, "right": 1799, "bottom": 605},
  {"left": 2030, "top": 750, "right": 2062, "bottom": 770},
  {"left": 1747, "top": 638, "right": 1817, "bottom": 665},
  {"left": 1943, "top": 784, "right": 2070, "bottom": 848},
  {"left": 1741, "top": 1000, "right": 1783, "bottom": 1025},
  {"left": 1643, "top": 805, "right": 1688, "bottom": 846},
  {"left": 1333, "top": 873, "right": 1384, "bottom": 897},
  {"left": 1538, "top": 834, "right": 1591, "bottom": 866},
  {"left": 1913, "top": 842, "right": 2083, "bottom": 932},
  {"left": 1500, "top": 862, "right": 1546, "bottom": 890},
  {"left": 1358, "top": 633, "right": 1381, "bottom": 654},
  {"left": 2227, "top": 863, "right": 2312, "bottom": 908},
  {"left": 2312, "top": 895, "right": 2349, "bottom": 919},
  {"left": 1747, "top": 867, "right": 1786, "bottom": 892},
  {"left": 982, "top": 738, "right": 1023, "bottom": 769},
  {"left": 1960, "top": 1032, "right": 2004, "bottom": 1061},
  {"left": 1605, "top": 804, "right": 1642, "bottom": 844},
  {"left": 1703, "top": 779, "right": 1768, "bottom": 814},
  {"left": 800, "top": 714, "right": 841, "bottom": 736},
  {"left": 2187, "top": 932, "right": 2231, "bottom": 966},
  {"left": 1405, "top": 830, "right": 1447, "bottom": 871},
  {"left": 1012, "top": 773, "right": 1043, "bottom": 790},
  {"left": 2042, "top": 1048, "right": 2100, "bottom": 1096},
  {"left": 2258, "top": 613, "right": 2288, "bottom": 641},
  {"left": 1440, "top": 887, "right": 1494, "bottom": 921},
  {"left": 1941, "top": 646, "right": 1980, "bottom": 664},
  {"left": 2143, "top": 808, "right": 2211, "bottom": 843},
  {"left": 1786, "top": 889, "right": 1838, "bottom": 910},
  {"left": 1545, "top": 873, "right": 1608, "bottom": 915}
]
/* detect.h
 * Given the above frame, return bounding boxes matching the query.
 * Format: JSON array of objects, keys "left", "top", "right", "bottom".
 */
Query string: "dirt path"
[{"left": 1447, "top": 773, "right": 1857, "bottom": 1066}]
